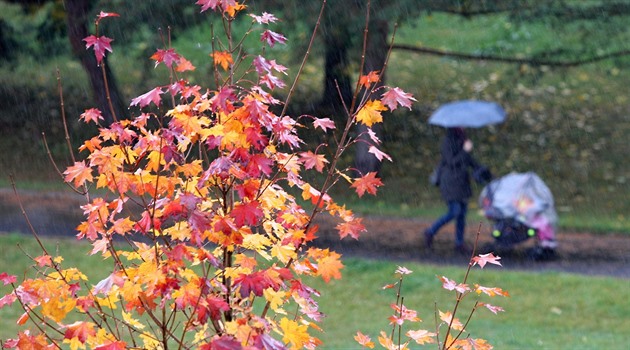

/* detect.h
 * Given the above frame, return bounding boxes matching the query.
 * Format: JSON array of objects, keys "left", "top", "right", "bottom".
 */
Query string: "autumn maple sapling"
[
  {"left": 0, "top": 1, "right": 417, "bottom": 349},
  {"left": 356, "top": 239, "right": 508, "bottom": 350}
]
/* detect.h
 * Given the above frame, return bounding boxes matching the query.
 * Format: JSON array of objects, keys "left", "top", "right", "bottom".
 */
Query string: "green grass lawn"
[{"left": 1, "top": 233, "right": 628, "bottom": 348}]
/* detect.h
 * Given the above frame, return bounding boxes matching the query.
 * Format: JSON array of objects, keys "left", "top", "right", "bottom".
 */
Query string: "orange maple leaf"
[
  {"left": 176, "top": 56, "right": 196, "bottom": 72},
  {"left": 299, "top": 151, "right": 329, "bottom": 172},
  {"left": 64, "top": 161, "right": 93, "bottom": 187},
  {"left": 5, "top": 331, "right": 51, "bottom": 349},
  {"left": 336, "top": 217, "right": 366, "bottom": 239},
  {"left": 315, "top": 251, "right": 343, "bottom": 283},
  {"left": 359, "top": 70, "right": 380, "bottom": 88},
  {"left": 356, "top": 100, "right": 387, "bottom": 127},
  {"left": 351, "top": 172, "right": 383, "bottom": 197},
  {"left": 211, "top": 51, "right": 234, "bottom": 71},
  {"left": 34, "top": 255, "right": 53, "bottom": 267}
]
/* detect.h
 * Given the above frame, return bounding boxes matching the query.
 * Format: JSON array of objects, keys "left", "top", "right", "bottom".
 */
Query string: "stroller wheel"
[
  {"left": 492, "top": 218, "right": 535, "bottom": 246},
  {"left": 527, "top": 246, "right": 557, "bottom": 261}
]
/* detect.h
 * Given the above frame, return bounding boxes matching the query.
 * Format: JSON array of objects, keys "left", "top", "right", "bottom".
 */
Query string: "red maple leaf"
[
  {"left": 150, "top": 48, "right": 181, "bottom": 68},
  {"left": 64, "top": 321, "right": 96, "bottom": 343},
  {"left": 312, "top": 117, "right": 335, "bottom": 132},
  {"left": 260, "top": 29, "right": 287, "bottom": 48},
  {"left": 213, "top": 215, "right": 238, "bottom": 236},
  {"left": 80, "top": 108, "right": 103, "bottom": 124},
  {"left": 83, "top": 35, "right": 114, "bottom": 65},
  {"left": 234, "top": 271, "right": 266, "bottom": 297},
  {"left": 94, "top": 341, "right": 127, "bottom": 350},
  {"left": 0, "top": 272, "right": 17, "bottom": 285},
  {"left": 235, "top": 179, "right": 261, "bottom": 200},
  {"left": 246, "top": 153, "right": 273, "bottom": 177},
  {"left": 196, "top": 0, "right": 236, "bottom": 12},
  {"left": 250, "top": 12, "right": 279, "bottom": 24},
  {"left": 210, "top": 86, "right": 237, "bottom": 113},
  {"left": 204, "top": 295, "right": 230, "bottom": 321},
  {"left": 351, "top": 172, "right": 383, "bottom": 197},
  {"left": 336, "top": 217, "right": 366, "bottom": 240},
  {"left": 381, "top": 87, "right": 416, "bottom": 111},
  {"left": 230, "top": 200, "right": 263, "bottom": 227},
  {"left": 0, "top": 293, "right": 17, "bottom": 308},
  {"left": 130, "top": 87, "right": 164, "bottom": 108},
  {"left": 96, "top": 11, "right": 120, "bottom": 21}
]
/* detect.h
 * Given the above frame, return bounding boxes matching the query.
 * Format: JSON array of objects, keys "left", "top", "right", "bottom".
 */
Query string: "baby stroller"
[{"left": 478, "top": 172, "right": 558, "bottom": 260}]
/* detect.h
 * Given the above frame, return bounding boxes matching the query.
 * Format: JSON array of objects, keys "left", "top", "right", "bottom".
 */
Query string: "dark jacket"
[{"left": 437, "top": 128, "right": 479, "bottom": 202}]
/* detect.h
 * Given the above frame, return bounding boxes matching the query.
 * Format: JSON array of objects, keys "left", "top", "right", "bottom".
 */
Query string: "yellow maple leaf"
[
  {"left": 140, "top": 332, "right": 161, "bottom": 350},
  {"left": 271, "top": 242, "right": 297, "bottom": 264},
  {"left": 146, "top": 150, "right": 164, "bottom": 172},
  {"left": 356, "top": 100, "right": 387, "bottom": 127},
  {"left": 122, "top": 311, "right": 145, "bottom": 330},
  {"left": 163, "top": 221, "right": 191, "bottom": 241},
  {"left": 242, "top": 233, "right": 272, "bottom": 251},
  {"left": 42, "top": 298, "right": 76, "bottom": 323},
  {"left": 263, "top": 288, "right": 287, "bottom": 311},
  {"left": 280, "top": 317, "right": 310, "bottom": 350}
]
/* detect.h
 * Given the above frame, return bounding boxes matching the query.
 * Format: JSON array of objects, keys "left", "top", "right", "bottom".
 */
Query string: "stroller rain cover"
[{"left": 479, "top": 172, "right": 557, "bottom": 244}]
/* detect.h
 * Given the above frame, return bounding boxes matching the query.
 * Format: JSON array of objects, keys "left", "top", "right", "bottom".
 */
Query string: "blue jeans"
[{"left": 427, "top": 201, "right": 468, "bottom": 246}]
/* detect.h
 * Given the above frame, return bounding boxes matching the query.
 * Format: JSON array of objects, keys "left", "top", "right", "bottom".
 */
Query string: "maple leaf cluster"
[{"left": 2, "top": 1, "right": 417, "bottom": 349}]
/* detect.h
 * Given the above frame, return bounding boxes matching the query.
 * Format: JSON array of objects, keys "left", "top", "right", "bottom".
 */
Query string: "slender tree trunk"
[
  {"left": 354, "top": 18, "right": 388, "bottom": 176},
  {"left": 65, "top": 0, "right": 126, "bottom": 125}
]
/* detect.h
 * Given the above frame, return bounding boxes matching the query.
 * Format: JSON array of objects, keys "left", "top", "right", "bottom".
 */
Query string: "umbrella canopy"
[{"left": 429, "top": 100, "right": 506, "bottom": 128}]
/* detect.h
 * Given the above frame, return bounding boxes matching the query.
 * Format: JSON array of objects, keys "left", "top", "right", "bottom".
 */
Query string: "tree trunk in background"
[
  {"left": 321, "top": 29, "right": 353, "bottom": 121},
  {"left": 65, "top": 0, "right": 126, "bottom": 125},
  {"left": 354, "top": 18, "right": 388, "bottom": 176}
]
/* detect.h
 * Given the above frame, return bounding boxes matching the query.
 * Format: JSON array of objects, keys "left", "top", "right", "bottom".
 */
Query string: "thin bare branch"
[{"left": 393, "top": 44, "right": 630, "bottom": 68}]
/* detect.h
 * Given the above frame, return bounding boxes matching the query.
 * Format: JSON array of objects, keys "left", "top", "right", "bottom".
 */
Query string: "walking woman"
[{"left": 425, "top": 127, "right": 480, "bottom": 254}]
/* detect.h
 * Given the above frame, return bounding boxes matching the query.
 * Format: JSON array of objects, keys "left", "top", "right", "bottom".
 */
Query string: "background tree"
[{"left": 65, "top": 0, "right": 126, "bottom": 124}]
